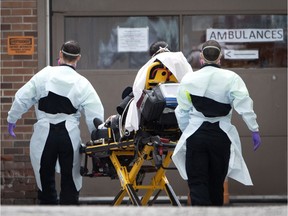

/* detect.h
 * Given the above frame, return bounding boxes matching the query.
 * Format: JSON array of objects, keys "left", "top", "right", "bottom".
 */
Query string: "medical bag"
[
  {"left": 137, "top": 83, "right": 179, "bottom": 123},
  {"left": 137, "top": 84, "right": 166, "bottom": 122}
]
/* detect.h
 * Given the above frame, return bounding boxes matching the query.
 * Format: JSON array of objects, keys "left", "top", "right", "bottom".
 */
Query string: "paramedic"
[
  {"left": 7, "top": 40, "right": 104, "bottom": 205},
  {"left": 172, "top": 40, "right": 261, "bottom": 206}
]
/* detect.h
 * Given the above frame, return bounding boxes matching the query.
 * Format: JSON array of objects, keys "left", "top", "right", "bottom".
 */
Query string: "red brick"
[
  {"left": 24, "top": 75, "right": 34, "bottom": 81},
  {"left": 23, "top": 133, "right": 33, "bottom": 140},
  {"left": 1, "top": 2, "right": 23, "bottom": 8},
  {"left": 25, "top": 31, "right": 37, "bottom": 37},
  {"left": 23, "top": 61, "right": 37, "bottom": 67},
  {"left": 22, "top": 111, "right": 35, "bottom": 118},
  {"left": 3, "top": 90, "right": 17, "bottom": 96},
  {"left": 25, "top": 191, "right": 38, "bottom": 199},
  {"left": 14, "top": 155, "right": 30, "bottom": 162},
  {"left": 1, "top": 24, "right": 11, "bottom": 31},
  {"left": 11, "top": 9, "right": 32, "bottom": 16},
  {"left": 0, "top": 97, "right": 12, "bottom": 103},
  {"left": 2, "top": 16, "right": 22, "bottom": 23},
  {"left": 3, "top": 75, "right": 23, "bottom": 82},
  {"left": 1, "top": 155, "right": 13, "bottom": 161},
  {"left": 2, "top": 0, "right": 38, "bottom": 205},
  {"left": 1, "top": 9, "right": 12, "bottom": 16},
  {"left": 1, "top": 110, "right": 9, "bottom": 118},
  {"left": 26, "top": 177, "right": 36, "bottom": 184},
  {"left": 24, "top": 147, "right": 31, "bottom": 155},
  {"left": 3, "top": 148, "right": 24, "bottom": 155},
  {"left": 23, "top": 1, "right": 37, "bottom": 8},
  {"left": 13, "top": 82, "right": 26, "bottom": 89},
  {"left": 0, "top": 68, "right": 13, "bottom": 74},
  {"left": 1, "top": 83, "right": 12, "bottom": 89},
  {"left": 24, "top": 17, "right": 37, "bottom": 23},
  {"left": 2, "top": 104, "right": 12, "bottom": 111},
  {"left": 2, "top": 191, "right": 25, "bottom": 199},
  {"left": 31, "top": 23, "right": 37, "bottom": 31},
  {"left": 2, "top": 61, "right": 23, "bottom": 68},
  {"left": 12, "top": 23, "right": 33, "bottom": 31},
  {"left": 2, "top": 31, "right": 22, "bottom": 37},
  {"left": 14, "top": 55, "right": 33, "bottom": 60},
  {"left": 24, "top": 119, "right": 36, "bottom": 125},
  {"left": 14, "top": 199, "right": 36, "bottom": 205},
  {"left": 2, "top": 177, "right": 14, "bottom": 185},
  {"left": 1, "top": 161, "right": 17, "bottom": 169},
  {"left": 14, "top": 141, "right": 30, "bottom": 147},
  {"left": 13, "top": 126, "right": 33, "bottom": 133},
  {"left": 13, "top": 68, "right": 34, "bottom": 75},
  {"left": 1, "top": 54, "right": 13, "bottom": 60}
]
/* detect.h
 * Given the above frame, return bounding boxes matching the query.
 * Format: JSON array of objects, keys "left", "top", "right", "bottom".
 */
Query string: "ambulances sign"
[
  {"left": 206, "top": 29, "right": 284, "bottom": 42},
  {"left": 7, "top": 36, "right": 34, "bottom": 55}
]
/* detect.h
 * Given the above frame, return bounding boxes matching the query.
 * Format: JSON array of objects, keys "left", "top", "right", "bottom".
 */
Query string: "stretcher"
[
  {"left": 80, "top": 129, "right": 181, "bottom": 206},
  {"left": 80, "top": 61, "right": 182, "bottom": 206}
]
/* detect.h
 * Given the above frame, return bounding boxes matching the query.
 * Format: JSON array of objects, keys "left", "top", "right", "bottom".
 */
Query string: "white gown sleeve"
[
  {"left": 80, "top": 81, "right": 104, "bottom": 133},
  {"left": 230, "top": 75, "right": 259, "bottom": 132},
  {"left": 7, "top": 76, "right": 38, "bottom": 124}
]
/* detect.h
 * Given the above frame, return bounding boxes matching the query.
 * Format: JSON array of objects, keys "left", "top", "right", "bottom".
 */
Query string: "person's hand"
[
  {"left": 252, "top": 131, "right": 261, "bottom": 151},
  {"left": 8, "top": 122, "right": 16, "bottom": 137}
]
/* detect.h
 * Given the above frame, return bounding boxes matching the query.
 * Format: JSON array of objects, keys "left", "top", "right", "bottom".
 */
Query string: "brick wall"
[{"left": 1, "top": 0, "right": 38, "bottom": 204}]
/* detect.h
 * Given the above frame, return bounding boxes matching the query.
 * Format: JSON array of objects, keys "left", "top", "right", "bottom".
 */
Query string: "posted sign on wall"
[
  {"left": 7, "top": 36, "right": 34, "bottom": 55},
  {"left": 117, "top": 27, "right": 149, "bottom": 52},
  {"left": 206, "top": 28, "right": 284, "bottom": 42}
]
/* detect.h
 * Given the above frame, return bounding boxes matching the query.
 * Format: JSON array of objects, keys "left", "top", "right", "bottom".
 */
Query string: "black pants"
[
  {"left": 38, "top": 121, "right": 79, "bottom": 205},
  {"left": 186, "top": 121, "right": 231, "bottom": 206}
]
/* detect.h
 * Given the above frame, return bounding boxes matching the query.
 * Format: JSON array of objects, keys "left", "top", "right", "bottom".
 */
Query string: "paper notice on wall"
[
  {"left": 206, "top": 28, "right": 284, "bottom": 42},
  {"left": 117, "top": 27, "right": 149, "bottom": 52}
]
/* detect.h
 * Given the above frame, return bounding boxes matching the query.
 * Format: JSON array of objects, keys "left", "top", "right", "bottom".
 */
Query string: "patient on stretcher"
[{"left": 91, "top": 51, "right": 193, "bottom": 143}]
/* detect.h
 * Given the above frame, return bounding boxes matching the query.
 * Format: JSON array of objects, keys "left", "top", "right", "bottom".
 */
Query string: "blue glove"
[
  {"left": 8, "top": 122, "right": 16, "bottom": 137},
  {"left": 252, "top": 131, "right": 261, "bottom": 151}
]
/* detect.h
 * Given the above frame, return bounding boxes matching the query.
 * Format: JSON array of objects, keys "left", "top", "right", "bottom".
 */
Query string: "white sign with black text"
[
  {"left": 117, "top": 27, "right": 149, "bottom": 52},
  {"left": 207, "top": 28, "right": 284, "bottom": 42}
]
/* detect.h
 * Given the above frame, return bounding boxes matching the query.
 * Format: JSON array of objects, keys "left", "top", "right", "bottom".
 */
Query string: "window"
[
  {"left": 183, "top": 15, "right": 287, "bottom": 69},
  {"left": 65, "top": 16, "right": 179, "bottom": 70}
]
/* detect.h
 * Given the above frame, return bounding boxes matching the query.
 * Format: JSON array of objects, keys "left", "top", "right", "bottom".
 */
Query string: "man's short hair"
[
  {"left": 149, "top": 41, "right": 169, "bottom": 57},
  {"left": 201, "top": 40, "right": 221, "bottom": 62},
  {"left": 61, "top": 40, "right": 81, "bottom": 61}
]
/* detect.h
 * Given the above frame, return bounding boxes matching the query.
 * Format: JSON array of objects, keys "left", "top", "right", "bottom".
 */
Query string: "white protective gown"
[
  {"left": 172, "top": 65, "right": 259, "bottom": 186},
  {"left": 125, "top": 51, "right": 193, "bottom": 132},
  {"left": 7, "top": 65, "right": 104, "bottom": 191}
]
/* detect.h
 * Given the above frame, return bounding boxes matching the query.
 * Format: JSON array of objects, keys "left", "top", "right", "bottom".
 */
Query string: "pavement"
[{"left": 1, "top": 205, "right": 287, "bottom": 216}]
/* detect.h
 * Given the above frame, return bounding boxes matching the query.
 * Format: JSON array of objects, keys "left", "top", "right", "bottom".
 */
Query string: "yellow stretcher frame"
[
  {"left": 80, "top": 60, "right": 182, "bottom": 206},
  {"left": 81, "top": 133, "right": 181, "bottom": 206}
]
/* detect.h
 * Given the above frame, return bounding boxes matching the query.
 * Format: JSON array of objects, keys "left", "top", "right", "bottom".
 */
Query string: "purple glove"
[
  {"left": 252, "top": 131, "right": 261, "bottom": 151},
  {"left": 8, "top": 122, "right": 16, "bottom": 138}
]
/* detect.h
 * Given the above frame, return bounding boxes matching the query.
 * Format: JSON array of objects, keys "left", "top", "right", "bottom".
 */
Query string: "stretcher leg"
[
  {"left": 147, "top": 189, "right": 162, "bottom": 206},
  {"left": 126, "top": 184, "right": 142, "bottom": 206},
  {"left": 112, "top": 189, "right": 126, "bottom": 205},
  {"left": 164, "top": 178, "right": 181, "bottom": 206},
  {"left": 81, "top": 135, "right": 181, "bottom": 206},
  {"left": 110, "top": 151, "right": 142, "bottom": 205}
]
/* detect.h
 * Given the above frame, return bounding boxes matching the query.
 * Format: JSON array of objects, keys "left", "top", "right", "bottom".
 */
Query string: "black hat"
[{"left": 201, "top": 40, "right": 221, "bottom": 62}]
